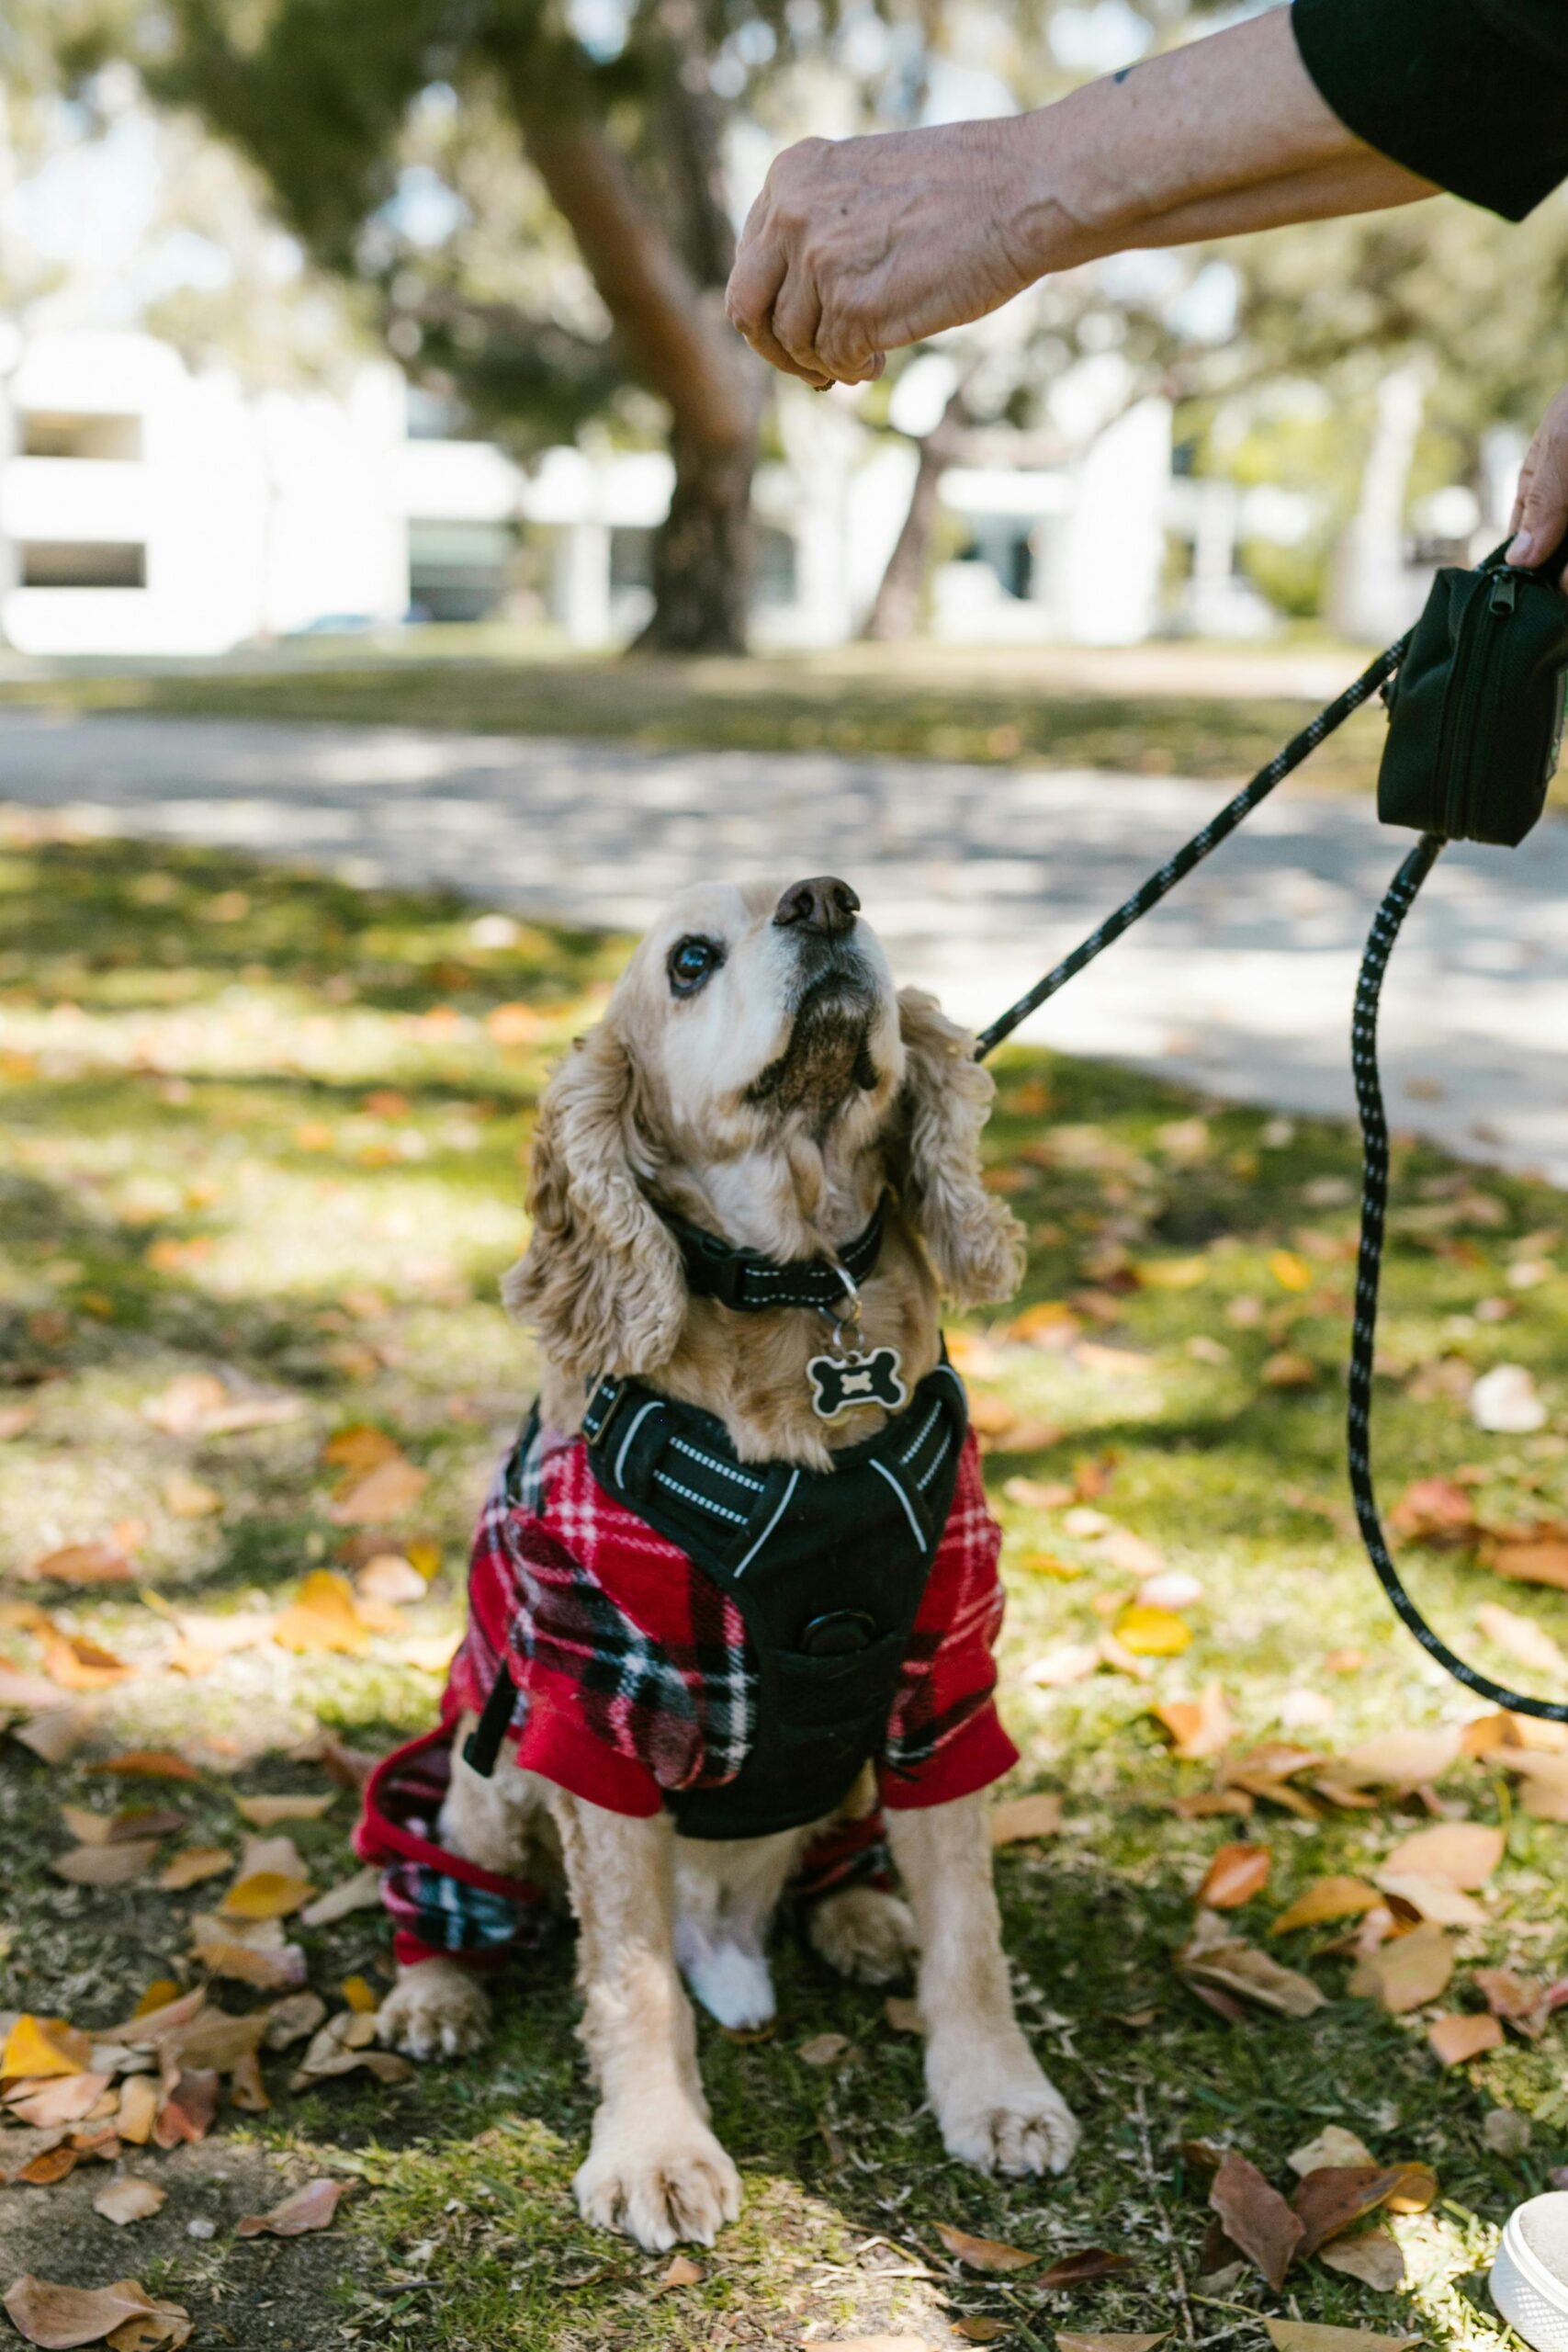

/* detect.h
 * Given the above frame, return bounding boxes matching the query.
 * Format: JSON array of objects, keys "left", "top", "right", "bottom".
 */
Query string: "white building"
[{"left": 0, "top": 326, "right": 1177, "bottom": 658}]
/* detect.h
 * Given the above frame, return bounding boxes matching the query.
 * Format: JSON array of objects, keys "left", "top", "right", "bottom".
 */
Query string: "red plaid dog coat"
[{"left": 358, "top": 1406, "right": 1015, "bottom": 1967}]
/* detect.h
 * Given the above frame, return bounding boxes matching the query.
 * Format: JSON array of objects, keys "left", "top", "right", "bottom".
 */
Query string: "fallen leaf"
[
  {"left": 955, "top": 2324, "right": 1008, "bottom": 2346},
  {"left": 936, "top": 2223, "right": 1037, "bottom": 2273},
  {"left": 1487, "top": 1537, "right": 1568, "bottom": 1591},
  {"left": 1210, "top": 2151, "right": 1304, "bottom": 2290},
  {"left": 11, "top": 1710, "right": 93, "bottom": 1765},
  {"left": 53, "top": 1843, "right": 160, "bottom": 1888},
  {"left": 2, "top": 2276, "right": 191, "bottom": 2350},
  {"left": 43, "top": 1636, "right": 131, "bottom": 1692},
  {"left": 19, "top": 1546, "right": 133, "bottom": 1589},
  {"left": 327, "top": 1454, "right": 428, "bottom": 1526},
  {"left": 157, "top": 1848, "right": 231, "bottom": 1892},
  {"left": 299, "top": 1867, "right": 382, "bottom": 1928},
  {"left": 1337, "top": 1728, "right": 1461, "bottom": 1787},
  {"left": 1270, "top": 1878, "right": 1383, "bottom": 1936},
  {"left": 355, "top": 1554, "right": 427, "bottom": 1604},
  {"left": 1349, "top": 1922, "right": 1453, "bottom": 2014},
  {"left": 341, "top": 1976, "right": 378, "bottom": 2017},
  {"left": 1265, "top": 2325, "right": 1421, "bottom": 2352},
  {"left": 189, "top": 1925, "right": 307, "bottom": 1993},
  {"left": 1390, "top": 1479, "right": 1481, "bottom": 1543},
  {"left": 2, "top": 2017, "right": 91, "bottom": 2082},
  {"left": 792, "top": 2340, "right": 928, "bottom": 2352},
  {"left": 220, "top": 1871, "right": 312, "bottom": 1922},
  {"left": 1288, "top": 2127, "right": 1376, "bottom": 2177},
  {"left": 1475, "top": 1967, "right": 1554, "bottom": 2040},
  {"left": 236, "top": 2177, "right": 345, "bottom": 2238},
  {"left": 1023, "top": 1641, "right": 1100, "bottom": 1688},
  {"left": 233, "top": 1794, "right": 334, "bottom": 1826},
  {"left": 1376, "top": 1874, "right": 1487, "bottom": 1928},
  {"left": 93, "top": 2180, "right": 166, "bottom": 2227},
  {"left": 1198, "top": 1845, "right": 1270, "bottom": 1910},
  {"left": 1056, "top": 2337, "right": 1168, "bottom": 2352},
  {"left": 271, "top": 1571, "right": 367, "bottom": 1656},
  {"left": 61, "top": 1808, "right": 184, "bottom": 1849},
  {"left": 1318, "top": 2230, "right": 1405, "bottom": 2290},
  {"left": 14, "top": 2149, "right": 79, "bottom": 2187},
  {"left": 989, "top": 1794, "right": 1063, "bottom": 1847},
  {"left": 263, "top": 1994, "right": 327, "bottom": 2051},
  {"left": 116, "top": 2080, "right": 158, "bottom": 2146},
  {"left": 1153, "top": 1682, "right": 1234, "bottom": 1760},
  {"left": 152, "top": 2068, "right": 218, "bottom": 2149},
  {"left": 798, "top": 2033, "right": 850, "bottom": 2066},
  {"left": 1114, "top": 1603, "right": 1190, "bottom": 1657},
  {"left": 884, "top": 1996, "right": 921, "bottom": 2035},
  {"left": 1269, "top": 1250, "right": 1314, "bottom": 1293},
  {"left": 1178, "top": 1913, "right": 1325, "bottom": 2018},
  {"left": 650, "top": 2255, "right": 703, "bottom": 2295},
  {"left": 88, "top": 1753, "right": 199, "bottom": 1783},
  {"left": 1291, "top": 2167, "right": 1405, "bottom": 2257},
  {"left": 1428, "top": 2013, "right": 1503, "bottom": 2066},
  {"left": 1262, "top": 1351, "right": 1318, "bottom": 1389},
  {"left": 1477, "top": 1603, "right": 1568, "bottom": 1679},
  {"left": 1041, "top": 2249, "right": 1133, "bottom": 2289}
]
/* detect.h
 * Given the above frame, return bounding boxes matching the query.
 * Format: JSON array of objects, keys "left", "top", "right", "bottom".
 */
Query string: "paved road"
[{"left": 3, "top": 707, "right": 1566, "bottom": 1180}]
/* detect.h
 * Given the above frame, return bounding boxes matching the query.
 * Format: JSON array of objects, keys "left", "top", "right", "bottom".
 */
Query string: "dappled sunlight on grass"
[{"left": 4, "top": 826, "right": 1568, "bottom": 2347}]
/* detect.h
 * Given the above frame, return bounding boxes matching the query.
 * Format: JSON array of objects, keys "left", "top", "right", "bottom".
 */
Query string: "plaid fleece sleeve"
[{"left": 877, "top": 1432, "right": 1019, "bottom": 1808}]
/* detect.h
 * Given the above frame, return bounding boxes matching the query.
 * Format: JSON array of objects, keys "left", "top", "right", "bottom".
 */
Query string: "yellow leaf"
[
  {"left": 1, "top": 2014, "right": 91, "bottom": 2080},
  {"left": 1115, "top": 1603, "right": 1191, "bottom": 1657},
  {"left": 1269, "top": 1250, "right": 1314, "bottom": 1293},
  {"left": 1269, "top": 1876, "right": 1383, "bottom": 1935},
  {"left": 342, "top": 1976, "right": 378, "bottom": 2015},
  {"left": 132, "top": 1978, "right": 183, "bottom": 2018},
  {"left": 220, "top": 1871, "right": 313, "bottom": 1921},
  {"left": 328, "top": 1454, "right": 429, "bottom": 1526},
  {"left": 1135, "top": 1257, "right": 1208, "bottom": 1290},
  {"left": 272, "top": 1570, "right": 367, "bottom": 1657}
]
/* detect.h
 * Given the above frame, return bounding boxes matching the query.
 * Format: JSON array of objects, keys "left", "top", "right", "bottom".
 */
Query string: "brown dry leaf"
[
  {"left": 1210, "top": 2151, "right": 1304, "bottom": 2291},
  {"left": 797, "top": 2033, "right": 850, "bottom": 2066},
  {"left": 1291, "top": 2167, "right": 1404, "bottom": 2258},
  {"left": 2, "top": 2017, "right": 92, "bottom": 2081},
  {"left": 220, "top": 1871, "right": 312, "bottom": 1921},
  {"left": 884, "top": 1996, "right": 921, "bottom": 2035},
  {"left": 116, "top": 2081, "right": 157, "bottom": 2147},
  {"left": 1023, "top": 1642, "right": 1100, "bottom": 1689},
  {"left": 263, "top": 1994, "right": 327, "bottom": 2052},
  {"left": 1477, "top": 1603, "right": 1568, "bottom": 1678},
  {"left": 161, "top": 1474, "right": 222, "bottom": 1521},
  {"left": 1337, "top": 1728, "right": 1461, "bottom": 1787},
  {"left": 299, "top": 1867, "right": 382, "bottom": 1928},
  {"left": 1319, "top": 2231, "right": 1406, "bottom": 2291},
  {"left": 954, "top": 2323, "right": 1007, "bottom": 2346},
  {"left": 1262, "top": 1351, "right": 1318, "bottom": 1390},
  {"left": 53, "top": 1843, "right": 160, "bottom": 1889},
  {"left": 61, "top": 1808, "right": 183, "bottom": 1849},
  {"left": 89, "top": 1752, "right": 199, "bottom": 1783},
  {"left": 6, "top": 2074, "right": 111, "bottom": 2129},
  {"left": 1152, "top": 1682, "right": 1234, "bottom": 1761},
  {"left": 1178, "top": 1913, "right": 1325, "bottom": 2018},
  {"left": 272, "top": 1571, "right": 367, "bottom": 1657},
  {"left": 328, "top": 1453, "right": 428, "bottom": 1526},
  {"left": 1041, "top": 2250, "right": 1133, "bottom": 2289},
  {"left": 322, "top": 1424, "right": 403, "bottom": 1474},
  {"left": 2, "top": 2277, "right": 191, "bottom": 2350},
  {"left": 43, "top": 1636, "right": 131, "bottom": 1693},
  {"left": 355, "top": 1554, "right": 428, "bottom": 1605},
  {"left": 164, "top": 2008, "right": 268, "bottom": 2075},
  {"left": 93, "top": 2180, "right": 166, "bottom": 2227},
  {"left": 1429, "top": 2012, "right": 1504, "bottom": 2065},
  {"left": 1474, "top": 1968, "right": 1554, "bottom": 2040},
  {"left": 935, "top": 2223, "right": 1037, "bottom": 2273},
  {"left": 98, "top": 1988, "right": 205, "bottom": 2044},
  {"left": 1198, "top": 1844, "right": 1270, "bottom": 1910},
  {"left": 1391, "top": 1478, "right": 1480, "bottom": 1542},
  {"left": 229, "top": 2051, "right": 269, "bottom": 2112},
  {"left": 1056, "top": 2337, "right": 1168, "bottom": 2352},
  {"left": 1349, "top": 1922, "right": 1454, "bottom": 2015},
  {"left": 157, "top": 1848, "right": 231, "bottom": 1893},
  {"left": 14, "top": 2148, "right": 80, "bottom": 2187},
  {"left": 989, "top": 1794, "right": 1064, "bottom": 1847},
  {"left": 12, "top": 1709, "right": 94, "bottom": 1766},
  {"left": 20, "top": 1546, "right": 133, "bottom": 1589},
  {"left": 236, "top": 2177, "right": 345, "bottom": 2238},
  {"left": 1488, "top": 1536, "right": 1568, "bottom": 1591},
  {"left": 152, "top": 2068, "right": 219, "bottom": 2149},
  {"left": 1382, "top": 1821, "right": 1504, "bottom": 1889},
  {"left": 1265, "top": 2327, "right": 1421, "bottom": 2352},
  {"left": 1270, "top": 1878, "right": 1384, "bottom": 1936},
  {"left": 233, "top": 1793, "right": 334, "bottom": 1826},
  {"left": 1377, "top": 1874, "right": 1487, "bottom": 1928},
  {"left": 189, "top": 1924, "right": 307, "bottom": 1994},
  {"left": 649, "top": 2256, "right": 704, "bottom": 2296}
]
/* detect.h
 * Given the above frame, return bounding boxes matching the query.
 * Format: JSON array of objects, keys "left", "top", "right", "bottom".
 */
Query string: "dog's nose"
[{"left": 773, "top": 876, "right": 860, "bottom": 936}]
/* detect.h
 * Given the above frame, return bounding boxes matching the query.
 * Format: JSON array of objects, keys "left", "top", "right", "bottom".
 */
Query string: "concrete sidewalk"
[{"left": 3, "top": 707, "right": 1565, "bottom": 1179}]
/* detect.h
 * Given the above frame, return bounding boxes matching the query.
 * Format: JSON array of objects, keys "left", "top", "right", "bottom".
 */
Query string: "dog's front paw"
[
  {"left": 575, "top": 2109, "right": 742, "bottom": 2251},
  {"left": 377, "top": 1957, "right": 492, "bottom": 2061},
  {"left": 807, "top": 1884, "right": 919, "bottom": 1985},
  {"left": 929, "top": 2036, "right": 1079, "bottom": 2177}
]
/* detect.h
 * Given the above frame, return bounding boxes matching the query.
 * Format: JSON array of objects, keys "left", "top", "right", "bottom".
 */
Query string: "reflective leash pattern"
[
  {"left": 1347, "top": 836, "right": 1568, "bottom": 1722},
  {"left": 973, "top": 628, "right": 1415, "bottom": 1061}
]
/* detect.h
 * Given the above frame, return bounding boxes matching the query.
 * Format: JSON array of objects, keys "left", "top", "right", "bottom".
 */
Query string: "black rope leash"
[
  {"left": 973, "top": 626, "right": 1414, "bottom": 1059},
  {"left": 971, "top": 536, "right": 1568, "bottom": 1719}
]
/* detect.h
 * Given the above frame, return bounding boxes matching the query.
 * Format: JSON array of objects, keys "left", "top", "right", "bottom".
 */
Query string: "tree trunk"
[
  {"left": 503, "top": 90, "right": 760, "bottom": 654},
  {"left": 862, "top": 389, "right": 970, "bottom": 643}
]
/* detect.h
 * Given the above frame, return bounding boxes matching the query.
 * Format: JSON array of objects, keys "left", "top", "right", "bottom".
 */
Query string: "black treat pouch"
[{"left": 1379, "top": 552, "right": 1568, "bottom": 846}]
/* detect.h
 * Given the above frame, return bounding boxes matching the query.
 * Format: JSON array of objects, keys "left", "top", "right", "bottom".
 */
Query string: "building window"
[
  {"left": 20, "top": 543, "right": 147, "bottom": 589},
  {"left": 20, "top": 413, "right": 143, "bottom": 462}
]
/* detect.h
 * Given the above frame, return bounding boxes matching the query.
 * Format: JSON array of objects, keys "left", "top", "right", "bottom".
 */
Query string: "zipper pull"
[{"left": 1491, "top": 572, "right": 1518, "bottom": 616}]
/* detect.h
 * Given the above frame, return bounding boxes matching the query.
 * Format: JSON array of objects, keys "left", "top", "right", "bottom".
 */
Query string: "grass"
[
  {"left": 0, "top": 636, "right": 1393, "bottom": 787},
  {"left": 3, "top": 817, "right": 1568, "bottom": 2349}
]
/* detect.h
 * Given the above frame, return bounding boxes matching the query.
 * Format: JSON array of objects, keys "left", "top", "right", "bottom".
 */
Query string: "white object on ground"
[
  {"left": 1471, "top": 1363, "right": 1548, "bottom": 1434},
  {"left": 1492, "top": 2192, "right": 1568, "bottom": 2352}
]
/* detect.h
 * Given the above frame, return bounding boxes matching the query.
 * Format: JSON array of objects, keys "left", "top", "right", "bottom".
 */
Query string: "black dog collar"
[{"left": 659, "top": 1193, "right": 886, "bottom": 1313}]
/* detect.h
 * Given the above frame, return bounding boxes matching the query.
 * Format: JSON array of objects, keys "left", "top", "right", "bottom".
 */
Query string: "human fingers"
[
  {"left": 726, "top": 238, "right": 831, "bottom": 387},
  {"left": 1507, "top": 389, "right": 1568, "bottom": 586}
]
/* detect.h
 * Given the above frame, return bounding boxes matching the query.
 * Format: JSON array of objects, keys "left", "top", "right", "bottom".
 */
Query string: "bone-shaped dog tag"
[{"left": 807, "top": 1346, "right": 908, "bottom": 1421}]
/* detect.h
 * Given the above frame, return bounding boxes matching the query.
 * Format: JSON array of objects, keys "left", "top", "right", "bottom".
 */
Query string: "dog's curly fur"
[{"left": 378, "top": 877, "right": 1077, "bottom": 2248}]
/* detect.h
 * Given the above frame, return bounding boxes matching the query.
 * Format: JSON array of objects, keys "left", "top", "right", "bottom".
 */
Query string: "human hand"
[
  {"left": 1507, "top": 385, "right": 1568, "bottom": 583},
  {"left": 725, "top": 119, "right": 1044, "bottom": 388}
]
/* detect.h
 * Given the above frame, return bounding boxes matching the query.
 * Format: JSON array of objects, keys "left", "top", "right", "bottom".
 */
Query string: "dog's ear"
[
  {"left": 502, "top": 1016, "right": 685, "bottom": 1376},
  {"left": 891, "top": 988, "right": 1025, "bottom": 1308}
]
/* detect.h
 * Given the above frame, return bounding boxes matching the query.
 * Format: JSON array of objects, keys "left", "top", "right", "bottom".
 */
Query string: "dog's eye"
[{"left": 668, "top": 935, "right": 723, "bottom": 998}]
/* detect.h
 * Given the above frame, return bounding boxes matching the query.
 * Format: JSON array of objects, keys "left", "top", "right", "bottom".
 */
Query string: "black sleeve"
[{"left": 1292, "top": 0, "right": 1568, "bottom": 222}]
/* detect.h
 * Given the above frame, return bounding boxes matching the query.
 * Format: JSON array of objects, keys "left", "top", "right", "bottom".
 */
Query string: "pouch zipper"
[{"left": 1440, "top": 571, "right": 1516, "bottom": 835}]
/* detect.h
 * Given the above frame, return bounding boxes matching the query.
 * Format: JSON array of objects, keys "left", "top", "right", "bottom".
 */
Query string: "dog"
[{"left": 370, "top": 874, "right": 1080, "bottom": 2249}]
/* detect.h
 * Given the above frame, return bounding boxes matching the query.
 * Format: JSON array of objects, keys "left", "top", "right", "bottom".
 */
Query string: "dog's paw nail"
[{"left": 575, "top": 2123, "right": 742, "bottom": 2251}]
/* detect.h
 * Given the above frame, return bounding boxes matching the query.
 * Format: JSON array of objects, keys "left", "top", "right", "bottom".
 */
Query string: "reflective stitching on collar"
[
  {"left": 652, "top": 1468, "right": 750, "bottom": 1524},
  {"left": 670, "top": 1435, "right": 765, "bottom": 1491},
  {"left": 898, "top": 1400, "right": 942, "bottom": 1465},
  {"left": 869, "top": 1457, "right": 925, "bottom": 1549},
  {"left": 916, "top": 1426, "right": 953, "bottom": 1489},
  {"left": 615, "top": 1399, "right": 661, "bottom": 1487},
  {"left": 733, "top": 1468, "right": 800, "bottom": 1577}
]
